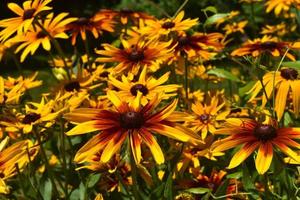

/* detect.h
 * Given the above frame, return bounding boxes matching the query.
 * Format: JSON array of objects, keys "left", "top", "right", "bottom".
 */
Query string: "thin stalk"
[
  {"left": 145, "top": 0, "right": 171, "bottom": 18},
  {"left": 129, "top": 141, "right": 140, "bottom": 200},
  {"left": 15, "top": 164, "right": 27, "bottom": 198},
  {"left": 173, "top": 0, "right": 189, "bottom": 18},
  {"left": 60, "top": 118, "right": 69, "bottom": 198},
  {"left": 33, "top": 128, "right": 60, "bottom": 198},
  {"left": 83, "top": 38, "right": 92, "bottom": 70}
]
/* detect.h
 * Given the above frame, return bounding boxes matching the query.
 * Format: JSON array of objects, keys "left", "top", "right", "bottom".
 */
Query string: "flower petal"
[{"left": 255, "top": 142, "right": 273, "bottom": 174}]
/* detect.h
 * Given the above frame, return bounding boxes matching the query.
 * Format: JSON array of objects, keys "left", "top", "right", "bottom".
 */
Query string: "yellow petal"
[
  {"left": 65, "top": 121, "right": 98, "bottom": 136},
  {"left": 228, "top": 142, "right": 258, "bottom": 169},
  {"left": 255, "top": 142, "right": 273, "bottom": 174}
]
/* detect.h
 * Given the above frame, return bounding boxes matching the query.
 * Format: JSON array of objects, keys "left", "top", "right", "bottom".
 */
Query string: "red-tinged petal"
[
  {"left": 140, "top": 128, "right": 164, "bottom": 164},
  {"left": 273, "top": 141, "right": 300, "bottom": 163},
  {"left": 148, "top": 123, "right": 201, "bottom": 143},
  {"left": 74, "top": 131, "right": 114, "bottom": 163},
  {"left": 65, "top": 121, "right": 99, "bottom": 136},
  {"left": 100, "top": 131, "right": 127, "bottom": 163},
  {"left": 278, "top": 128, "right": 300, "bottom": 139},
  {"left": 228, "top": 142, "right": 259, "bottom": 169},
  {"left": 64, "top": 108, "right": 100, "bottom": 123},
  {"left": 129, "top": 131, "right": 142, "bottom": 164},
  {"left": 146, "top": 99, "right": 178, "bottom": 123},
  {"left": 212, "top": 136, "right": 255, "bottom": 152},
  {"left": 255, "top": 142, "right": 273, "bottom": 174},
  {"left": 275, "top": 81, "right": 290, "bottom": 120}
]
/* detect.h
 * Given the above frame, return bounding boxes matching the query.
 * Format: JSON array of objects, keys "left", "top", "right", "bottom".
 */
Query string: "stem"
[
  {"left": 173, "top": 0, "right": 189, "bottom": 18},
  {"left": 33, "top": 128, "right": 60, "bottom": 198},
  {"left": 60, "top": 118, "right": 69, "bottom": 198},
  {"left": 129, "top": 141, "right": 140, "bottom": 200},
  {"left": 184, "top": 57, "right": 189, "bottom": 110}
]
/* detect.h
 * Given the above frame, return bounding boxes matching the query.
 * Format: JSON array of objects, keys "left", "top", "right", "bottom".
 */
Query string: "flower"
[
  {"left": 231, "top": 36, "right": 300, "bottom": 61},
  {"left": 212, "top": 118, "right": 300, "bottom": 174},
  {"left": 11, "top": 12, "right": 77, "bottom": 62},
  {"left": 141, "top": 11, "right": 198, "bottom": 39},
  {"left": 1, "top": 97, "right": 64, "bottom": 134},
  {"left": 260, "top": 23, "right": 296, "bottom": 37},
  {"left": 96, "top": 38, "right": 174, "bottom": 74},
  {"left": 265, "top": 0, "right": 300, "bottom": 16},
  {"left": 65, "top": 12, "right": 115, "bottom": 45},
  {"left": 64, "top": 90, "right": 201, "bottom": 164},
  {"left": 223, "top": 20, "right": 248, "bottom": 36},
  {"left": 189, "top": 95, "right": 230, "bottom": 139},
  {"left": 0, "top": 0, "right": 52, "bottom": 41},
  {"left": 108, "top": 67, "right": 179, "bottom": 105},
  {"left": 247, "top": 68, "right": 300, "bottom": 120}
]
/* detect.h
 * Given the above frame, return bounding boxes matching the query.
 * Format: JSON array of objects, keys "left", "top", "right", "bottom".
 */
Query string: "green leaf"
[
  {"left": 204, "top": 13, "right": 229, "bottom": 26},
  {"left": 184, "top": 187, "right": 211, "bottom": 194},
  {"left": 42, "top": 179, "right": 52, "bottom": 200},
  {"left": 282, "top": 61, "right": 300, "bottom": 69},
  {"left": 163, "top": 173, "right": 173, "bottom": 200},
  {"left": 207, "top": 68, "right": 240, "bottom": 82},
  {"left": 241, "top": 164, "right": 255, "bottom": 190},
  {"left": 201, "top": 6, "right": 218, "bottom": 14},
  {"left": 79, "top": 182, "right": 86, "bottom": 200},
  {"left": 87, "top": 174, "right": 101, "bottom": 188},
  {"left": 226, "top": 171, "right": 243, "bottom": 179},
  {"left": 239, "top": 81, "right": 255, "bottom": 96},
  {"left": 69, "top": 188, "right": 80, "bottom": 200},
  {"left": 284, "top": 112, "right": 293, "bottom": 127}
]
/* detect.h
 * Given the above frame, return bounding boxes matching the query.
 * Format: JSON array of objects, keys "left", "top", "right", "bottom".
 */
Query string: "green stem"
[
  {"left": 33, "top": 128, "right": 60, "bottom": 198},
  {"left": 173, "top": 0, "right": 189, "bottom": 18},
  {"left": 60, "top": 118, "right": 69, "bottom": 199},
  {"left": 129, "top": 141, "right": 140, "bottom": 200}
]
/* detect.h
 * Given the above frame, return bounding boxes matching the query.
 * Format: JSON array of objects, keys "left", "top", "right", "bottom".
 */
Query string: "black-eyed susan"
[
  {"left": 248, "top": 68, "right": 300, "bottom": 120},
  {"left": 96, "top": 38, "right": 174, "bottom": 74},
  {"left": 173, "top": 32, "right": 224, "bottom": 60},
  {"left": 12, "top": 12, "right": 77, "bottom": 62},
  {"left": 265, "top": 0, "right": 300, "bottom": 16},
  {"left": 64, "top": 90, "right": 201, "bottom": 165},
  {"left": 108, "top": 67, "right": 179, "bottom": 105},
  {"left": 141, "top": 11, "right": 198, "bottom": 39},
  {"left": 0, "top": 138, "right": 39, "bottom": 194},
  {"left": 0, "top": 76, "right": 24, "bottom": 105},
  {"left": 4, "top": 72, "right": 42, "bottom": 91},
  {"left": 212, "top": 118, "right": 300, "bottom": 174},
  {"left": 65, "top": 13, "right": 115, "bottom": 45},
  {"left": 189, "top": 95, "right": 230, "bottom": 139},
  {"left": 223, "top": 20, "right": 248, "bottom": 36},
  {"left": 260, "top": 22, "right": 296, "bottom": 37},
  {"left": 97, "top": 9, "right": 154, "bottom": 25},
  {"left": 0, "top": 0, "right": 52, "bottom": 41},
  {"left": 231, "top": 36, "right": 300, "bottom": 61},
  {"left": 1, "top": 97, "right": 64, "bottom": 134}
]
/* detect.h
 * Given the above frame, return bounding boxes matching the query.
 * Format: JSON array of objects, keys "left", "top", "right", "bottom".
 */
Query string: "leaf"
[
  {"left": 163, "top": 173, "right": 173, "bottom": 200},
  {"left": 69, "top": 188, "right": 80, "bottom": 200},
  {"left": 87, "top": 174, "right": 101, "bottom": 188},
  {"left": 282, "top": 61, "right": 300, "bottom": 70},
  {"left": 239, "top": 81, "right": 255, "bottom": 96},
  {"left": 204, "top": 13, "right": 229, "bottom": 26},
  {"left": 284, "top": 112, "right": 293, "bottom": 127},
  {"left": 184, "top": 187, "right": 211, "bottom": 194},
  {"left": 226, "top": 171, "right": 243, "bottom": 179},
  {"left": 241, "top": 164, "right": 255, "bottom": 190},
  {"left": 42, "top": 179, "right": 52, "bottom": 200},
  {"left": 79, "top": 182, "right": 86, "bottom": 200},
  {"left": 207, "top": 68, "right": 240, "bottom": 82},
  {"left": 201, "top": 6, "right": 218, "bottom": 14}
]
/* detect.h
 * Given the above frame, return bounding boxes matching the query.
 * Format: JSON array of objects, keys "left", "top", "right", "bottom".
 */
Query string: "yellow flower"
[
  {"left": 265, "top": 0, "right": 300, "bottom": 16},
  {"left": 11, "top": 12, "right": 77, "bottom": 62},
  {"left": 108, "top": 67, "right": 179, "bottom": 105},
  {"left": 223, "top": 20, "right": 248, "bottom": 35},
  {"left": 0, "top": 0, "right": 52, "bottom": 41},
  {"left": 64, "top": 91, "right": 201, "bottom": 164},
  {"left": 248, "top": 68, "right": 300, "bottom": 120},
  {"left": 212, "top": 118, "right": 300, "bottom": 174},
  {"left": 141, "top": 11, "right": 198, "bottom": 39},
  {"left": 190, "top": 95, "right": 230, "bottom": 139},
  {"left": 231, "top": 36, "right": 300, "bottom": 61},
  {"left": 261, "top": 22, "right": 296, "bottom": 37},
  {"left": 96, "top": 38, "right": 174, "bottom": 75}
]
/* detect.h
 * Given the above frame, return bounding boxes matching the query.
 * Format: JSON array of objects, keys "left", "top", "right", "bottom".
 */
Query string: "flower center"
[
  {"left": 36, "top": 31, "right": 47, "bottom": 39},
  {"left": 260, "top": 42, "right": 278, "bottom": 50},
  {"left": 130, "top": 84, "right": 148, "bottom": 96},
  {"left": 253, "top": 124, "right": 277, "bottom": 141},
  {"left": 128, "top": 50, "right": 145, "bottom": 62},
  {"left": 22, "top": 113, "right": 41, "bottom": 124},
  {"left": 64, "top": 81, "right": 81, "bottom": 92},
  {"left": 120, "top": 8, "right": 134, "bottom": 14},
  {"left": 23, "top": 9, "right": 36, "bottom": 20},
  {"left": 99, "top": 71, "right": 109, "bottom": 78},
  {"left": 162, "top": 21, "right": 175, "bottom": 29},
  {"left": 280, "top": 68, "right": 298, "bottom": 80},
  {"left": 120, "top": 112, "right": 144, "bottom": 129},
  {"left": 199, "top": 114, "right": 209, "bottom": 123},
  {"left": 178, "top": 36, "right": 189, "bottom": 46},
  {"left": 75, "top": 17, "right": 90, "bottom": 26}
]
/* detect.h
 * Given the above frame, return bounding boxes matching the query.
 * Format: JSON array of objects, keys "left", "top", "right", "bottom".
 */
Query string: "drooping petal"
[
  {"left": 140, "top": 128, "right": 164, "bottom": 164},
  {"left": 129, "top": 131, "right": 142, "bottom": 164},
  {"left": 275, "top": 80, "right": 290, "bottom": 120},
  {"left": 255, "top": 142, "right": 273, "bottom": 174},
  {"left": 228, "top": 142, "right": 259, "bottom": 169}
]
